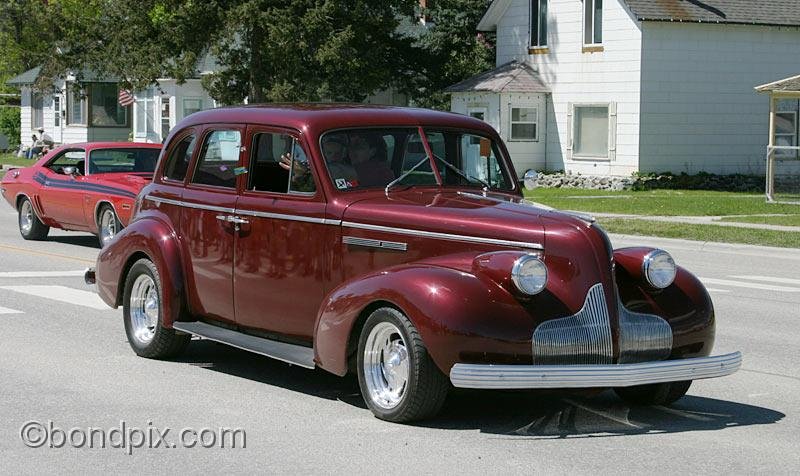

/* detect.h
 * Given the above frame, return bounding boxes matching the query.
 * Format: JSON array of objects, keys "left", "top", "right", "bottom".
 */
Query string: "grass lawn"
[
  {"left": 599, "top": 218, "right": 800, "bottom": 248},
  {"left": 0, "top": 152, "right": 36, "bottom": 179},
  {"left": 526, "top": 188, "right": 800, "bottom": 247},
  {"left": 525, "top": 188, "right": 800, "bottom": 217}
]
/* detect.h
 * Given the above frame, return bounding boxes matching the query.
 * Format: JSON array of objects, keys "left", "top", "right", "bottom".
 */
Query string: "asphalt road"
[{"left": 0, "top": 207, "right": 798, "bottom": 474}]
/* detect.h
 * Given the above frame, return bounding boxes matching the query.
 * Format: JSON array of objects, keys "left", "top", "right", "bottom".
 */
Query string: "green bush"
[{"left": 0, "top": 106, "right": 20, "bottom": 150}]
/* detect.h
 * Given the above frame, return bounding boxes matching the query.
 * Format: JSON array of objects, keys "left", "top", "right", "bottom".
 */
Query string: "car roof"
[
  {"left": 176, "top": 104, "right": 496, "bottom": 136},
  {"left": 68, "top": 142, "right": 162, "bottom": 150}
]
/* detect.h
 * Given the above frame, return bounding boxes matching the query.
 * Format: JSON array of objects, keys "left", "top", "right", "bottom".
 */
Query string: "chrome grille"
[
  {"left": 532, "top": 284, "right": 613, "bottom": 365},
  {"left": 531, "top": 283, "right": 673, "bottom": 365},
  {"left": 618, "top": 304, "right": 673, "bottom": 364}
]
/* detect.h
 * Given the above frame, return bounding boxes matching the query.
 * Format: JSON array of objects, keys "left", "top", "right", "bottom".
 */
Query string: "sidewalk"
[{"left": 590, "top": 212, "right": 800, "bottom": 233}]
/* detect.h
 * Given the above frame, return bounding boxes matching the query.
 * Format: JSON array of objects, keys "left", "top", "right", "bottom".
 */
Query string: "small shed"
[
  {"left": 755, "top": 75, "right": 800, "bottom": 203},
  {"left": 447, "top": 61, "right": 550, "bottom": 177}
]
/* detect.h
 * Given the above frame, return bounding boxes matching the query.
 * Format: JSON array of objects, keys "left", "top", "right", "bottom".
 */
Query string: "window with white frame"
[
  {"left": 182, "top": 97, "right": 204, "bottom": 119},
  {"left": 573, "top": 104, "right": 611, "bottom": 158},
  {"left": 66, "top": 83, "right": 87, "bottom": 126},
  {"left": 510, "top": 106, "right": 538, "bottom": 141},
  {"left": 775, "top": 99, "right": 799, "bottom": 159},
  {"left": 31, "top": 92, "right": 44, "bottom": 129},
  {"left": 135, "top": 88, "right": 156, "bottom": 138},
  {"left": 90, "top": 83, "right": 127, "bottom": 127},
  {"left": 530, "top": 0, "right": 548, "bottom": 47},
  {"left": 583, "top": 0, "right": 603, "bottom": 46}
]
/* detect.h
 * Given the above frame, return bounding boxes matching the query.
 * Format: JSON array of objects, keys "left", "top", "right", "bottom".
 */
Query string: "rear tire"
[
  {"left": 123, "top": 258, "right": 189, "bottom": 359},
  {"left": 18, "top": 197, "right": 49, "bottom": 240},
  {"left": 614, "top": 380, "right": 692, "bottom": 406},
  {"left": 357, "top": 307, "right": 449, "bottom": 423},
  {"left": 97, "top": 204, "right": 121, "bottom": 248}
]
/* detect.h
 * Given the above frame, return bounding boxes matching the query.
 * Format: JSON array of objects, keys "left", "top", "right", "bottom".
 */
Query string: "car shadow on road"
[
  {"left": 175, "top": 340, "right": 784, "bottom": 436},
  {"left": 47, "top": 234, "right": 100, "bottom": 249},
  {"left": 421, "top": 389, "right": 785, "bottom": 438}
]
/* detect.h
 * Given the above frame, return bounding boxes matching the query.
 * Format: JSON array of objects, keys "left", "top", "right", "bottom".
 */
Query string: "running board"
[{"left": 172, "top": 321, "right": 316, "bottom": 369}]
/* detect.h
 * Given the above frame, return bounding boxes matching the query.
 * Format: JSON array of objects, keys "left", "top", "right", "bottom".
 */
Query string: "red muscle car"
[
  {"left": 87, "top": 105, "right": 741, "bottom": 422},
  {"left": 1, "top": 142, "right": 162, "bottom": 247}
]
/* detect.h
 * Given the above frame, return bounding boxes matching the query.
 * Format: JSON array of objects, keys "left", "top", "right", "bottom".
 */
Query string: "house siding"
[
  {"left": 640, "top": 22, "right": 800, "bottom": 175},
  {"left": 497, "top": 0, "right": 643, "bottom": 176}
]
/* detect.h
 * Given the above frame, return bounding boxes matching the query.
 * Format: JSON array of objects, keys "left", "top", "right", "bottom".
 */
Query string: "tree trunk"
[{"left": 248, "top": 23, "right": 265, "bottom": 103}]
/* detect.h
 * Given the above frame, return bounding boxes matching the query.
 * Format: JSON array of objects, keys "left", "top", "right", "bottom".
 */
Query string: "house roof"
[
  {"left": 445, "top": 61, "right": 550, "bottom": 94},
  {"left": 755, "top": 74, "right": 800, "bottom": 93},
  {"left": 6, "top": 67, "right": 41, "bottom": 85},
  {"left": 478, "top": 0, "right": 800, "bottom": 31}
]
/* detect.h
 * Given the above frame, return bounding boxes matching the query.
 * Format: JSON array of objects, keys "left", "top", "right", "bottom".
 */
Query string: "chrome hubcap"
[
  {"left": 99, "top": 209, "right": 117, "bottom": 245},
  {"left": 19, "top": 201, "right": 33, "bottom": 234},
  {"left": 130, "top": 274, "right": 159, "bottom": 345},
  {"left": 363, "top": 322, "right": 409, "bottom": 410}
]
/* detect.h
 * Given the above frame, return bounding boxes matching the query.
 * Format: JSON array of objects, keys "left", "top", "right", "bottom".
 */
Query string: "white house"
[
  {"left": 7, "top": 67, "right": 132, "bottom": 147},
  {"left": 449, "top": 0, "right": 800, "bottom": 177}
]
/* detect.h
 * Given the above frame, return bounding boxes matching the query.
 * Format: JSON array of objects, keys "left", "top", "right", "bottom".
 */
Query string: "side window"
[
  {"left": 163, "top": 134, "right": 196, "bottom": 182},
  {"left": 249, "top": 132, "right": 315, "bottom": 194},
  {"left": 191, "top": 130, "right": 241, "bottom": 188},
  {"left": 47, "top": 150, "right": 86, "bottom": 175}
]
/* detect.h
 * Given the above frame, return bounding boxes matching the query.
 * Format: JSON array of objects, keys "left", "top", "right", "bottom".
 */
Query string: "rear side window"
[
  {"left": 163, "top": 134, "right": 196, "bottom": 182},
  {"left": 191, "top": 130, "right": 241, "bottom": 188}
]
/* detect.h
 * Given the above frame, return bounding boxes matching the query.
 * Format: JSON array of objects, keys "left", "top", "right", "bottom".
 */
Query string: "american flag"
[{"left": 118, "top": 89, "right": 135, "bottom": 107}]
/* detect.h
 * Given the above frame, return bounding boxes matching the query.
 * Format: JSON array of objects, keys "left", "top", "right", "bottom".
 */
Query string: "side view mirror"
[
  {"left": 523, "top": 169, "right": 539, "bottom": 191},
  {"left": 62, "top": 166, "right": 78, "bottom": 176}
]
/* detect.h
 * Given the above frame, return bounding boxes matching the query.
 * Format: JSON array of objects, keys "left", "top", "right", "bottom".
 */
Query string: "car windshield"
[
  {"left": 88, "top": 148, "right": 160, "bottom": 174},
  {"left": 319, "top": 128, "right": 514, "bottom": 192}
]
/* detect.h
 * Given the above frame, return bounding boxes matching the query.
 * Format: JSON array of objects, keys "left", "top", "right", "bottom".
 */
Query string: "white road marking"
[
  {"left": 0, "top": 285, "right": 108, "bottom": 310},
  {"left": 0, "top": 270, "right": 86, "bottom": 278},
  {"left": 705, "top": 288, "right": 731, "bottom": 293},
  {"left": 699, "top": 277, "right": 800, "bottom": 293},
  {"left": 729, "top": 275, "right": 800, "bottom": 286},
  {"left": 0, "top": 306, "right": 23, "bottom": 315}
]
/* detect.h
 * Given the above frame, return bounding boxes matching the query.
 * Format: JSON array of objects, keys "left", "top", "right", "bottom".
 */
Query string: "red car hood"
[{"left": 340, "top": 189, "right": 567, "bottom": 248}]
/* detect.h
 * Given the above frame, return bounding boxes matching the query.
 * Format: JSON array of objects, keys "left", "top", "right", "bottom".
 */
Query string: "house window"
[
  {"left": 90, "top": 83, "right": 127, "bottom": 127},
  {"left": 530, "top": 0, "right": 548, "bottom": 47},
  {"left": 583, "top": 0, "right": 602, "bottom": 45},
  {"left": 53, "top": 96, "right": 61, "bottom": 127},
  {"left": 510, "top": 107, "right": 538, "bottom": 141},
  {"left": 182, "top": 97, "right": 203, "bottom": 118},
  {"left": 574, "top": 105, "right": 609, "bottom": 157},
  {"left": 31, "top": 92, "right": 44, "bottom": 129},
  {"left": 775, "top": 99, "right": 799, "bottom": 159},
  {"left": 67, "top": 83, "right": 87, "bottom": 126},
  {"left": 135, "top": 88, "right": 156, "bottom": 138}
]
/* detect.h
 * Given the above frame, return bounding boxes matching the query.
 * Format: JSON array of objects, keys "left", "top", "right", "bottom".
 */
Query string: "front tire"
[
  {"left": 357, "top": 307, "right": 449, "bottom": 423},
  {"left": 123, "top": 258, "right": 189, "bottom": 359},
  {"left": 18, "top": 197, "right": 49, "bottom": 240},
  {"left": 97, "top": 204, "right": 121, "bottom": 248},
  {"left": 614, "top": 380, "right": 692, "bottom": 406}
]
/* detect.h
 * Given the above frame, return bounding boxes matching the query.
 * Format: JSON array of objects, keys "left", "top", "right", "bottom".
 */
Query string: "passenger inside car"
[{"left": 348, "top": 133, "right": 395, "bottom": 187}]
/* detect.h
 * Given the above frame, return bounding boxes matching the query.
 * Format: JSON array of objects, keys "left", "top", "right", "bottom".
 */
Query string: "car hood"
[{"left": 341, "top": 190, "right": 591, "bottom": 249}]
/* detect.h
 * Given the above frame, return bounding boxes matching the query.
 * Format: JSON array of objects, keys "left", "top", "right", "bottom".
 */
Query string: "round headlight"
[
  {"left": 642, "top": 249, "right": 676, "bottom": 289},
  {"left": 511, "top": 254, "right": 548, "bottom": 295}
]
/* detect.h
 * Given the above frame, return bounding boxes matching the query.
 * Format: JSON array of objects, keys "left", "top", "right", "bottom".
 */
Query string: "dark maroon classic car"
[{"left": 87, "top": 105, "right": 741, "bottom": 422}]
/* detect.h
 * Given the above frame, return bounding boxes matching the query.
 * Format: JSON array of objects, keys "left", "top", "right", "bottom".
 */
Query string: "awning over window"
[{"left": 445, "top": 61, "right": 550, "bottom": 94}]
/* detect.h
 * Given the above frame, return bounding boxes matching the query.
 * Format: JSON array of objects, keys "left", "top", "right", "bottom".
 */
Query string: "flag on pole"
[{"left": 118, "top": 89, "right": 135, "bottom": 107}]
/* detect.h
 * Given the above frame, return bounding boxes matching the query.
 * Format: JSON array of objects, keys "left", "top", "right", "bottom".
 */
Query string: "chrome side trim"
[
  {"left": 236, "top": 208, "right": 341, "bottom": 226},
  {"left": 341, "top": 221, "right": 544, "bottom": 250},
  {"left": 618, "top": 301, "right": 673, "bottom": 364},
  {"left": 343, "top": 235, "right": 408, "bottom": 251},
  {"left": 532, "top": 283, "right": 613, "bottom": 365},
  {"left": 450, "top": 352, "right": 742, "bottom": 389},
  {"left": 145, "top": 195, "right": 236, "bottom": 214}
]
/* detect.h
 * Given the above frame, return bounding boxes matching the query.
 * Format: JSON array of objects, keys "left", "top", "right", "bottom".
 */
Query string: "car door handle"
[{"left": 215, "top": 215, "right": 249, "bottom": 225}]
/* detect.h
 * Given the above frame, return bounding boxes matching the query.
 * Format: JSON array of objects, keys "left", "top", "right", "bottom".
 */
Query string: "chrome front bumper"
[{"left": 449, "top": 352, "right": 742, "bottom": 389}]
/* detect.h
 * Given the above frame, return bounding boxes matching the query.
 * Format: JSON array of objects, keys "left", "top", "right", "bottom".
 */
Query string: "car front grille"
[{"left": 532, "top": 283, "right": 672, "bottom": 365}]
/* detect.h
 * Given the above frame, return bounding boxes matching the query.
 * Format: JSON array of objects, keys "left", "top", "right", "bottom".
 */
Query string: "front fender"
[
  {"left": 313, "top": 264, "right": 536, "bottom": 376},
  {"left": 96, "top": 213, "right": 186, "bottom": 328}
]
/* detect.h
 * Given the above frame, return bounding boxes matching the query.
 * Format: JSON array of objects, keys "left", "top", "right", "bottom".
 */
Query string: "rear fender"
[
  {"left": 96, "top": 213, "right": 185, "bottom": 328},
  {"left": 313, "top": 264, "right": 536, "bottom": 376}
]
